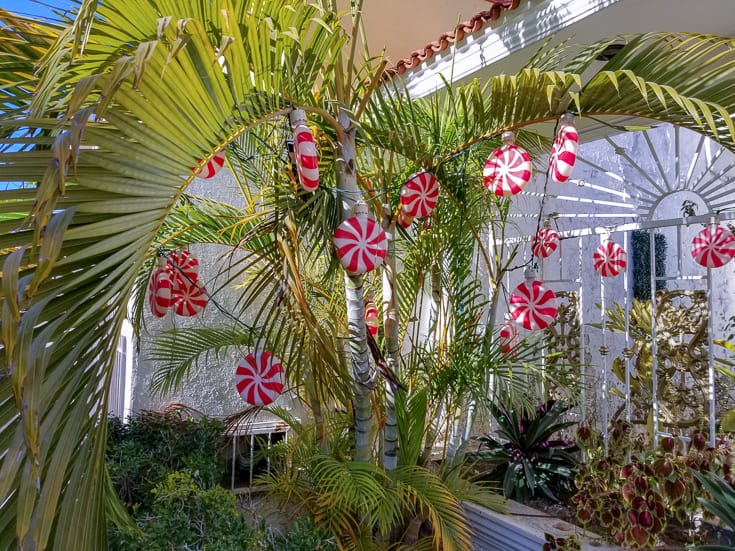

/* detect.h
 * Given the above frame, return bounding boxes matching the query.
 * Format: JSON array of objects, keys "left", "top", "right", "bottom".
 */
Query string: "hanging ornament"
[
  {"left": 290, "top": 109, "right": 319, "bottom": 192},
  {"left": 549, "top": 113, "right": 579, "bottom": 183},
  {"left": 400, "top": 171, "right": 440, "bottom": 218},
  {"left": 498, "top": 320, "right": 518, "bottom": 354},
  {"left": 365, "top": 300, "right": 379, "bottom": 337},
  {"left": 483, "top": 131, "right": 533, "bottom": 197},
  {"left": 235, "top": 349, "right": 284, "bottom": 406},
  {"left": 148, "top": 260, "right": 173, "bottom": 318},
  {"left": 510, "top": 276, "right": 558, "bottom": 331},
  {"left": 691, "top": 226, "right": 735, "bottom": 268},
  {"left": 532, "top": 225, "right": 560, "bottom": 258},
  {"left": 593, "top": 241, "right": 627, "bottom": 277},
  {"left": 195, "top": 148, "right": 227, "bottom": 179},
  {"left": 171, "top": 277, "right": 208, "bottom": 316},
  {"left": 397, "top": 207, "right": 415, "bottom": 229},
  {"left": 167, "top": 249, "right": 199, "bottom": 282},
  {"left": 333, "top": 203, "right": 388, "bottom": 275}
]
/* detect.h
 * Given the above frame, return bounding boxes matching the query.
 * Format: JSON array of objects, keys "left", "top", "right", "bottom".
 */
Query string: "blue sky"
[{"left": 4, "top": 0, "right": 75, "bottom": 20}]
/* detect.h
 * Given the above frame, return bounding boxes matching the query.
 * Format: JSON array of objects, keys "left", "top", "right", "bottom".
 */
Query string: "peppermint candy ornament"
[
  {"left": 691, "top": 226, "right": 735, "bottom": 268},
  {"left": 171, "top": 277, "right": 208, "bottom": 316},
  {"left": 365, "top": 300, "right": 379, "bottom": 337},
  {"left": 168, "top": 249, "right": 199, "bottom": 282},
  {"left": 148, "top": 262, "right": 173, "bottom": 318},
  {"left": 333, "top": 204, "right": 388, "bottom": 275},
  {"left": 235, "top": 349, "right": 284, "bottom": 406},
  {"left": 484, "top": 131, "right": 533, "bottom": 197},
  {"left": 400, "top": 171, "right": 439, "bottom": 218},
  {"left": 195, "top": 148, "right": 226, "bottom": 179},
  {"left": 290, "top": 109, "right": 319, "bottom": 192},
  {"left": 510, "top": 278, "right": 558, "bottom": 331},
  {"left": 532, "top": 227, "right": 560, "bottom": 258},
  {"left": 397, "top": 208, "right": 414, "bottom": 229},
  {"left": 549, "top": 113, "right": 579, "bottom": 183},
  {"left": 593, "top": 241, "right": 627, "bottom": 277},
  {"left": 498, "top": 321, "right": 518, "bottom": 354}
]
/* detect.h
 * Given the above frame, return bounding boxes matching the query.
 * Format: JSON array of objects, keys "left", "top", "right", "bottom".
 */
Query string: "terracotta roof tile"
[{"left": 385, "top": 0, "right": 522, "bottom": 79}]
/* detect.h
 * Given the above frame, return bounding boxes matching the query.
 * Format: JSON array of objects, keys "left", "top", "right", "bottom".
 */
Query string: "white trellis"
[{"left": 496, "top": 123, "right": 735, "bottom": 448}]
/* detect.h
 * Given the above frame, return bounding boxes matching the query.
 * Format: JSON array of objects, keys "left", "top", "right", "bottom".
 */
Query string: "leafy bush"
[
  {"left": 269, "top": 516, "right": 337, "bottom": 551},
  {"left": 471, "top": 400, "right": 578, "bottom": 501},
  {"left": 110, "top": 471, "right": 256, "bottom": 551},
  {"left": 107, "top": 411, "right": 225, "bottom": 509}
]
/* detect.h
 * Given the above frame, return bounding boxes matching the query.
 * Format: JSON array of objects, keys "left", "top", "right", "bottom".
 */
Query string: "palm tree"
[{"left": 1, "top": 0, "right": 735, "bottom": 547}]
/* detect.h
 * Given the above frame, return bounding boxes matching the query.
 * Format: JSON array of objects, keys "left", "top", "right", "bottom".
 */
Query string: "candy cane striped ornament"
[
  {"left": 532, "top": 227, "right": 560, "bottom": 258},
  {"left": 549, "top": 113, "right": 579, "bottom": 183},
  {"left": 148, "top": 264, "right": 173, "bottom": 318},
  {"left": 484, "top": 131, "right": 533, "bottom": 197},
  {"left": 499, "top": 321, "right": 518, "bottom": 354},
  {"left": 168, "top": 249, "right": 199, "bottom": 282},
  {"left": 397, "top": 208, "right": 415, "bottom": 229},
  {"left": 593, "top": 241, "right": 627, "bottom": 277},
  {"left": 400, "top": 171, "right": 440, "bottom": 218},
  {"left": 171, "top": 277, "right": 208, "bottom": 316},
  {"left": 510, "top": 279, "right": 558, "bottom": 331},
  {"left": 333, "top": 208, "right": 388, "bottom": 275},
  {"left": 365, "top": 300, "right": 379, "bottom": 337},
  {"left": 290, "top": 109, "right": 319, "bottom": 192},
  {"left": 691, "top": 226, "right": 735, "bottom": 268},
  {"left": 195, "top": 148, "right": 227, "bottom": 179},
  {"left": 235, "top": 349, "right": 284, "bottom": 406}
]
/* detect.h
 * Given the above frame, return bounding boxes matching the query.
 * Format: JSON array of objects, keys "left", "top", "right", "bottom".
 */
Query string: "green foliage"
[
  {"left": 267, "top": 516, "right": 338, "bottom": 551},
  {"left": 109, "top": 471, "right": 256, "bottom": 551},
  {"left": 106, "top": 412, "right": 226, "bottom": 509},
  {"left": 574, "top": 424, "right": 735, "bottom": 549},
  {"left": 471, "top": 400, "right": 578, "bottom": 501},
  {"left": 694, "top": 471, "right": 735, "bottom": 551}
]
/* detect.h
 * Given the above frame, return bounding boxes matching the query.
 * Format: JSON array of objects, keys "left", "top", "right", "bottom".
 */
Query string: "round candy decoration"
[
  {"left": 549, "top": 113, "right": 579, "bottom": 184},
  {"left": 498, "top": 321, "right": 518, "bottom": 354},
  {"left": 691, "top": 226, "right": 735, "bottom": 268},
  {"left": 235, "top": 349, "right": 284, "bottom": 407},
  {"left": 290, "top": 109, "right": 319, "bottom": 192},
  {"left": 510, "top": 279, "right": 558, "bottom": 331},
  {"left": 195, "top": 148, "right": 227, "bottom": 179},
  {"left": 532, "top": 227, "right": 560, "bottom": 258},
  {"left": 148, "top": 268, "right": 173, "bottom": 318},
  {"left": 171, "top": 277, "right": 208, "bottom": 316},
  {"left": 333, "top": 215, "right": 388, "bottom": 275},
  {"left": 365, "top": 300, "right": 379, "bottom": 337},
  {"left": 167, "top": 249, "right": 199, "bottom": 282},
  {"left": 397, "top": 208, "right": 415, "bottom": 229},
  {"left": 593, "top": 241, "right": 627, "bottom": 277},
  {"left": 483, "top": 131, "right": 533, "bottom": 197},
  {"left": 400, "top": 171, "right": 440, "bottom": 218}
]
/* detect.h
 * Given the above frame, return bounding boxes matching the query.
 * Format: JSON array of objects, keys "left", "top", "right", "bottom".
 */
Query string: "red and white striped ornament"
[
  {"left": 510, "top": 278, "right": 558, "bottom": 331},
  {"left": 484, "top": 131, "right": 533, "bottom": 197},
  {"left": 400, "top": 171, "right": 440, "bottom": 218},
  {"left": 195, "top": 148, "right": 226, "bottom": 179},
  {"left": 397, "top": 208, "right": 415, "bottom": 229},
  {"left": 171, "top": 277, "right": 208, "bottom": 316},
  {"left": 549, "top": 113, "right": 579, "bottom": 183},
  {"left": 499, "top": 321, "right": 518, "bottom": 354},
  {"left": 333, "top": 205, "right": 388, "bottom": 275},
  {"left": 148, "top": 264, "right": 173, "bottom": 318},
  {"left": 365, "top": 300, "right": 379, "bottom": 337},
  {"left": 290, "top": 109, "right": 319, "bottom": 192},
  {"left": 168, "top": 249, "right": 199, "bottom": 282},
  {"left": 593, "top": 241, "right": 627, "bottom": 277},
  {"left": 691, "top": 226, "right": 735, "bottom": 268},
  {"left": 235, "top": 349, "right": 284, "bottom": 406},
  {"left": 532, "top": 227, "right": 560, "bottom": 258}
]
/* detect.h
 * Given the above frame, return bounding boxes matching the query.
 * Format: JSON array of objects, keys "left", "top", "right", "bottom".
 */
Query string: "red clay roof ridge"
[{"left": 384, "top": 0, "right": 522, "bottom": 80}]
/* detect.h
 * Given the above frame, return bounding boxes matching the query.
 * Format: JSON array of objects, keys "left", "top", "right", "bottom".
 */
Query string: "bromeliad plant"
[{"left": 472, "top": 400, "right": 579, "bottom": 501}]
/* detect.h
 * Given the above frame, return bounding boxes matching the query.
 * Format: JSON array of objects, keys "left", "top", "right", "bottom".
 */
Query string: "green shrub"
[
  {"left": 110, "top": 471, "right": 256, "bottom": 551},
  {"left": 270, "top": 516, "right": 337, "bottom": 551}
]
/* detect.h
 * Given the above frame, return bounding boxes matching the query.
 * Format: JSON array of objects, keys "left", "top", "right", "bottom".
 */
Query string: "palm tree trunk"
[
  {"left": 382, "top": 221, "right": 399, "bottom": 470},
  {"left": 335, "top": 109, "right": 374, "bottom": 463}
]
